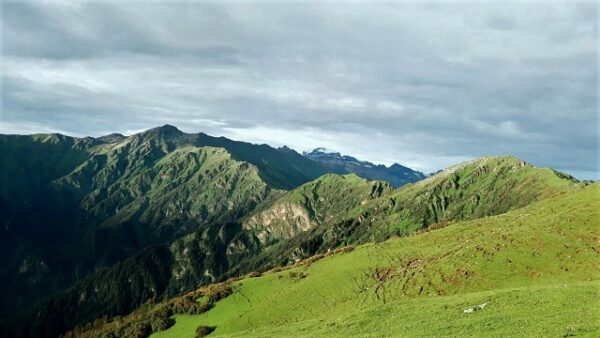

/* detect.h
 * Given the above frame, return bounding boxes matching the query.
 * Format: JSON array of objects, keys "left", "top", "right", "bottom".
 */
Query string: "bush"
[
  {"left": 196, "top": 325, "right": 216, "bottom": 337},
  {"left": 64, "top": 283, "right": 234, "bottom": 338},
  {"left": 150, "top": 314, "right": 175, "bottom": 332},
  {"left": 124, "top": 321, "right": 152, "bottom": 338},
  {"left": 288, "top": 271, "right": 307, "bottom": 280},
  {"left": 204, "top": 283, "right": 233, "bottom": 302}
]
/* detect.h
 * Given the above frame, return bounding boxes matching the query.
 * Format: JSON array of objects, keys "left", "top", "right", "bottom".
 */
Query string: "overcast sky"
[{"left": 1, "top": 1, "right": 598, "bottom": 179}]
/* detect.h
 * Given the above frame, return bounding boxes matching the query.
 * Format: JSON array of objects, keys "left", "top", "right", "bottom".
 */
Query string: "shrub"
[
  {"left": 150, "top": 313, "right": 175, "bottom": 332},
  {"left": 124, "top": 321, "right": 152, "bottom": 337},
  {"left": 196, "top": 325, "right": 216, "bottom": 337},
  {"left": 204, "top": 283, "right": 233, "bottom": 302}
]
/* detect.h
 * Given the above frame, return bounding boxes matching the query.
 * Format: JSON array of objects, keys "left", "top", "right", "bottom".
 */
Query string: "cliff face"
[{"left": 243, "top": 174, "right": 393, "bottom": 244}]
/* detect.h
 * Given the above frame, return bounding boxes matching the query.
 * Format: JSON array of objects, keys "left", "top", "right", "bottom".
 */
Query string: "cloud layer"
[{"left": 2, "top": 1, "right": 598, "bottom": 178}]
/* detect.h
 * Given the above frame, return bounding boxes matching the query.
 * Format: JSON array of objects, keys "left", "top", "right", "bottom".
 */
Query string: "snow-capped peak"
[{"left": 312, "top": 147, "right": 338, "bottom": 154}]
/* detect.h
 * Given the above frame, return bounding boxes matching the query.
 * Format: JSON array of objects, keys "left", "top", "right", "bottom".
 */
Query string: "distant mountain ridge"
[{"left": 303, "top": 147, "right": 426, "bottom": 188}]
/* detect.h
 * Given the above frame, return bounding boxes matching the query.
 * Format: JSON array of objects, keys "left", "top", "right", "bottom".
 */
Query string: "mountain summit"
[{"left": 303, "top": 147, "right": 425, "bottom": 187}]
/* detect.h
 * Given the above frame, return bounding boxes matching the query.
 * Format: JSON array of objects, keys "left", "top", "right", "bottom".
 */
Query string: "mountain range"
[
  {"left": 0, "top": 125, "right": 595, "bottom": 338},
  {"left": 303, "top": 147, "right": 426, "bottom": 188}
]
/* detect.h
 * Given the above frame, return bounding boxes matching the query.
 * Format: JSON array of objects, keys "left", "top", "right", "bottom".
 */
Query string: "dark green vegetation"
[
  {"left": 2, "top": 174, "right": 391, "bottom": 338},
  {"left": 73, "top": 182, "right": 600, "bottom": 337},
  {"left": 303, "top": 147, "right": 426, "bottom": 188},
  {"left": 64, "top": 282, "right": 233, "bottom": 338},
  {"left": 243, "top": 174, "right": 393, "bottom": 244},
  {"left": 0, "top": 126, "right": 327, "bottom": 337},
  {"left": 0, "top": 125, "right": 591, "bottom": 338}
]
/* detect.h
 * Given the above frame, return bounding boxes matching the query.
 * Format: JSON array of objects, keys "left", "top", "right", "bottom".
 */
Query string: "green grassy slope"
[
  {"left": 152, "top": 182, "right": 599, "bottom": 337},
  {"left": 58, "top": 130, "right": 275, "bottom": 231},
  {"left": 339, "top": 156, "right": 582, "bottom": 243},
  {"left": 236, "top": 156, "right": 582, "bottom": 271},
  {"left": 9, "top": 174, "right": 395, "bottom": 338},
  {"left": 243, "top": 174, "right": 392, "bottom": 244},
  {"left": 59, "top": 145, "right": 274, "bottom": 264}
]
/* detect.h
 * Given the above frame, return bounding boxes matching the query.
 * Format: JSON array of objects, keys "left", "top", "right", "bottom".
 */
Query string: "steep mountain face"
[
  {"left": 303, "top": 147, "right": 426, "bottom": 188},
  {"left": 1, "top": 173, "right": 392, "bottom": 338},
  {"left": 243, "top": 174, "right": 393, "bottom": 244},
  {"left": 193, "top": 134, "right": 327, "bottom": 190},
  {"left": 57, "top": 135, "right": 273, "bottom": 255},
  {"left": 0, "top": 134, "right": 97, "bottom": 317},
  {"left": 242, "top": 156, "right": 582, "bottom": 267},
  {"left": 5, "top": 222, "right": 254, "bottom": 338},
  {"left": 0, "top": 125, "right": 326, "bottom": 319}
]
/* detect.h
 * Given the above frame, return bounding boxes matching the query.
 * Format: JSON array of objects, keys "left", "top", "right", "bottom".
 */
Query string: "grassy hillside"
[
  {"left": 338, "top": 156, "right": 581, "bottom": 242},
  {"left": 1, "top": 128, "right": 590, "bottom": 338},
  {"left": 145, "top": 182, "right": 599, "bottom": 337},
  {"left": 60, "top": 145, "right": 274, "bottom": 265},
  {"left": 0, "top": 126, "right": 328, "bottom": 337},
  {"left": 3, "top": 173, "right": 394, "bottom": 338},
  {"left": 236, "top": 156, "right": 582, "bottom": 270},
  {"left": 243, "top": 174, "right": 392, "bottom": 244}
]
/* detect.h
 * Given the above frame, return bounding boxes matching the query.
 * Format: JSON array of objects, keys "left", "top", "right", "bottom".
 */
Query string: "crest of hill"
[
  {"left": 237, "top": 155, "right": 583, "bottom": 269},
  {"left": 126, "top": 125, "right": 328, "bottom": 190},
  {"left": 338, "top": 155, "right": 581, "bottom": 241},
  {"left": 243, "top": 174, "right": 393, "bottom": 244}
]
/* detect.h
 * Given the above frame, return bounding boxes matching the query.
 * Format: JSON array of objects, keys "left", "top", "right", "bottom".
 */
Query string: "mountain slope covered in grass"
[
  {"left": 0, "top": 172, "right": 391, "bottom": 336},
  {"left": 338, "top": 156, "right": 582, "bottom": 242},
  {"left": 60, "top": 144, "right": 273, "bottom": 265},
  {"left": 243, "top": 174, "right": 393, "bottom": 244},
  {"left": 0, "top": 125, "right": 327, "bottom": 323},
  {"left": 50, "top": 155, "right": 577, "bottom": 328},
  {"left": 0, "top": 126, "right": 590, "bottom": 338},
  {"left": 1, "top": 173, "right": 393, "bottom": 338},
  {"left": 82, "top": 181, "right": 599, "bottom": 338},
  {"left": 240, "top": 156, "right": 582, "bottom": 268}
]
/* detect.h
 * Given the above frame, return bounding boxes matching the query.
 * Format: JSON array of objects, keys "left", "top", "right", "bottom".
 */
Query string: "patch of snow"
[{"left": 313, "top": 147, "right": 338, "bottom": 154}]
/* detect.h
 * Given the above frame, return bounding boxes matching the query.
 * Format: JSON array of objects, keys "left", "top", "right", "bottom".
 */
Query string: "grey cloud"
[{"left": 1, "top": 1, "right": 598, "bottom": 179}]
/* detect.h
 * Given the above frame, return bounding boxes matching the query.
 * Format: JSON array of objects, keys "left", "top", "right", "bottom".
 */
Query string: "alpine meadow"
[{"left": 1, "top": 1, "right": 598, "bottom": 338}]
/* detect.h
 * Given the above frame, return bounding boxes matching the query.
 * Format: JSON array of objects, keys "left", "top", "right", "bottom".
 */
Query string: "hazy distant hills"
[
  {"left": 303, "top": 147, "right": 426, "bottom": 188},
  {"left": 0, "top": 125, "right": 590, "bottom": 338}
]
